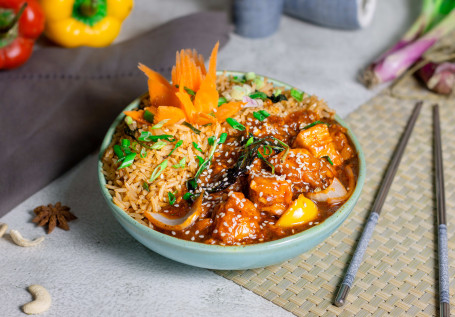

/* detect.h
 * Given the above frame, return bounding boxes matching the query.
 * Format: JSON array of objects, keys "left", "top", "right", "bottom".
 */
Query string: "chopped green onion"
[
  {"left": 196, "top": 155, "right": 204, "bottom": 166},
  {"left": 253, "top": 77, "right": 264, "bottom": 89},
  {"left": 184, "top": 87, "right": 196, "bottom": 96},
  {"left": 218, "top": 133, "right": 228, "bottom": 144},
  {"left": 323, "top": 156, "right": 334, "bottom": 166},
  {"left": 143, "top": 182, "right": 150, "bottom": 191},
  {"left": 257, "top": 151, "right": 275, "bottom": 174},
  {"left": 290, "top": 88, "right": 304, "bottom": 102},
  {"left": 149, "top": 160, "right": 168, "bottom": 182},
  {"left": 203, "top": 123, "right": 213, "bottom": 127},
  {"left": 172, "top": 157, "right": 186, "bottom": 168},
  {"left": 144, "top": 110, "right": 155, "bottom": 123},
  {"left": 245, "top": 72, "right": 256, "bottom": 81},
  {"left": 246, "top": 137, "right": 254, "bottom": 147},
  {"left": 262, "top": 145, "right": 273, "bottom": 156},
  {"left": 270, "top": 136, "right": 290, "bottom": 162},
  {"left": 232, "top": 75, "right": 246, "bottom": 83},
  {"left": 208, "top": 136, "right": 216, "bottom": 146},
  {"left": 121, "top": 139, "right": 130, "bottom": 148},
  {"left": 183, "top": 192, "right": 194, "bottom": 201},
  {"left": 150, "top": 140, "right": 167, "bottom": 150},
  {"left": 113, "top": 145, "right": 124, "bottom": 159},
  {"left": 218, "top": 96, "right": 228, "bottom": 107},
  {"left": 249, "top": 91, "right": 268, "bottom": 100},
  {"left": 138, "top": 132, "right": 175, "bottom": 142},
  {"left": 192, "top": 142, "right": 203, "bottom": 153},
  {"left": 168, "top": 192, "right": 176, "bottom": 205},
  {"left": 118, "top": 153, "right": 137, "bottom": 169},
  {"left": 273, "top": 89, "right": 282, "bottom": 96},
  {"left": 226, "top": 118, "right": 246, "bottom": 131},
  {"left": 125, "top": 116, "right": 133, "bottom": 125},
  {"left": 182, "top": 121, "right": 201, "bottom": 134},
  {"left": 140, "top": 148, "right": 147, "bottom": 158},
  {"left": 151, "top": 119, "right": 169, "bottom": 129},
  {"left": 253, "top": 110, "right": 270, "bottom": 121},
  {"left": 169, "top": 140, "right": 183, "bottom": 156},
  {"left": 303, "top": 120, "right": 328, "bottom": 130}
]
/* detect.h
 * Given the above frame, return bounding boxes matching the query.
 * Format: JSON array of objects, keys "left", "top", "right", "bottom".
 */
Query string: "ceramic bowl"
[{"left": 98, "top": 71, "right": 366, "bottom": 270}]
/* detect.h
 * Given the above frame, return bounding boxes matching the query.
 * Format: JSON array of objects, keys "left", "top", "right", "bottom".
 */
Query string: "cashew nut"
[
  {"left": 10, "top": 230, "right": 44, "bottom": 247},
  {"left": 0, "top": 222, "right": 7, "bottom": 238},
  {"left": 22, "top": 284, "right": 52, "bottom": 315}
]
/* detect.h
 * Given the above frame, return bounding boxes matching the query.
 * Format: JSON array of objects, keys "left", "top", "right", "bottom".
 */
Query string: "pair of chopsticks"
[{"left": 334, "top": 102, "right": 450, "bottom": 316}]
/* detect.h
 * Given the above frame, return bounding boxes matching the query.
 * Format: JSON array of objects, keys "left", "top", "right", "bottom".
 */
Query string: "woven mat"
[{"left": 215, "top": 68, "right": 455, "bottom": 315}]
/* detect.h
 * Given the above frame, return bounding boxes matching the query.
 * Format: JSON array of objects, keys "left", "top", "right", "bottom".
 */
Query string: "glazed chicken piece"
[
  {"left": 270, "top": 148, "right": 334, "bottom": 192},
  {"left": 213, "top": 192, "right": 261, "bottom": 245},
  {"left": 293, "top": 124, "right": 342, "bottom": 166},
  {"left": 249, "top": 174, "right": 292, "bottom": 216},
  {"left": 330, "top": 127, "right": 355, "bottom": 162}
]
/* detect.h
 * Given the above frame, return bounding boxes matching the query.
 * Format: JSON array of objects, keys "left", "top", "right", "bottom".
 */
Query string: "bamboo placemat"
[{"left": 215, "top": 79, "right": 455, "bottom": 316}]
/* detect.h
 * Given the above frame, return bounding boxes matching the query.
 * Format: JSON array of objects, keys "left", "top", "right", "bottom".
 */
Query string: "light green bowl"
[{"left": 97, "top": 71, "right": 366, "bottom": 270}]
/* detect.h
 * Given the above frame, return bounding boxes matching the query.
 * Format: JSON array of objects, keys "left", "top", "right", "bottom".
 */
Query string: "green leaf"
[
  {"left": 196, "top": 155, "right": 204, "bottom": 166},
  {"left": 149, "top": 160, "right": 168, "bottom": 182},
  {"left": 144, "top": 110, "right": 155, "bottom": 123},
  {"left": 226, "top": 118, "right": 246, "bottom": 131},
  {"left": 290, "top": 88, "right": 304, "bottom": 102},
  {"left": 151, "top": 119, "right": 170, "bottom": 129},
  {"left": 118, "top": 153, "right": 137, "bottom": 169},
  {"left": 192, "top": 142, "right": 203, "bottom": 153},
  {"left": 246, "top": 137, "right": 254, "bottom": 147},
  {"left": 218, "top": 96, "right": 228, "bottom": 107},
  {"left": 143, "top": 182, "right": 150, "bottom": 191},
  {"left": 208, "top": 136, "right": 216, "bottom": 146}
]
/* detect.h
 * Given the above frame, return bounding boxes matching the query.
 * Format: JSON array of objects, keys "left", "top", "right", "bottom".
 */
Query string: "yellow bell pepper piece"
[
  {"left": 276, "top": 195, "right": 318, "bottom": 228},
  {"left": 40, "top": 0, "right": 133, "bottom": 47}
]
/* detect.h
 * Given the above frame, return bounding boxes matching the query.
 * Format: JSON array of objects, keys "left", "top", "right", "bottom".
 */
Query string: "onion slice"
[
  {"left": 145, "top": 194, "right": 204, "bottom": 231},
  {"left": 306, "top": 178, "right": 347, "bottom": 202}
]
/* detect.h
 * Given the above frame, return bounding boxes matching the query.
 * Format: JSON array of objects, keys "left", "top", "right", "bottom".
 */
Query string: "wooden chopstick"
[
  {"left": 334, "top": 101, "right": 423, "bottom": 307},
  {"left": 433, "top": 104, "right": 450, "bottom": 317}
]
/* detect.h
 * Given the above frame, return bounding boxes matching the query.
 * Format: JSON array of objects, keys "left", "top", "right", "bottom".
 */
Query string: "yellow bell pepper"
[
  {"left": 276, "top": 195, "right": 318, "bottom": 228},
  {"left": 40, "top": 0, "right": 133, "bottom": 47}
]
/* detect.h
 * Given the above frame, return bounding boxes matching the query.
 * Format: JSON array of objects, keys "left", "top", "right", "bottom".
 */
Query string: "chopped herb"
[
  {"left": 270, "top": 136, "right": 290, "bottom": 162},
  {"left": 172, "top": 157, "right": 186, "bottom": 168},
  {"left": 118, "top": 153, "right": 137, "bottom": 169},
  {"left": 192, "top": 142, "right": 203, "bottom": 153},
  {"left": 125, "top": 116, "right": 133, "bottom": 125},
  {"left": 324, "top": 156, "right": 334, "bottom": 166},
  {"left": 140, "top": 147, "right": 147, "bottom": 158},
  {"left": 232, "top": 75, "right": 246, "bottom": 83},
  {"left": 150, "top": 140, "right": 167, "bottom": 150},
  {"left": 113, "top": 145, "right": 124, "bottom": 160},
  {"left": 249, "top": 91, "right": 268, "bottom": 100},
  {"left": 203, "top": 123, "right": 213, "bottom": 127},
  {"left": 169, "top": 140, "right": 183, "bottom": 156},
  {"left": 257, "top": 151, "right": 275, "bottom": 174},
  {"left": 218, "top": 96, "right": 228, "bottom": 107},
  {"left": 290, "top": 88, "right": 304, "bottom": 102},
  {"left": 218, "top": 133, "right": 228, "bottom": 144},
  {"left": 143, "top": 182, "right": 150, "bottom": 191},
  {"left": 226, "top": 118, "right": 246, "bottom": 131},
  {"left": 262, "top": 145, "right": 273, "bottom": 156},
  {"left": 196, "top": 155, "right": 204, "bottom": 166},
  {"left": 183, "top": 192, "right": 193, "bottom": 201},
  {"left": 144, "top": 110, "right": 155, "bottom": 123},
  {"left": 245, "top": 72, "right": 256, "bottom": 81},
  {"left": 208, "top": 136, "right": 216, "bottom": 146},
  {"left": 253, "top": 110, "right": 270, "bottom": 121},
  {"left": 182, "top": 121, "right": 201, "bottom": 134},
  {"left": 184, "top": 87, "right": 196, "bottom": 96},
  {"left": 121, "top": 139, "right": 130, "bottom": 148},
  {"left": 246, "top": 137, "right": 254, "bottom": 147},
  {"left": 269, "top": 94, "right": 287, "bottom": 103},
  {"left": 253, "top": 77, "right": 264, "bottom": 89},
  {"left": 168, "top": 192, "right": 176, "bottom": 205},
  {"left": 138, "top": 132, "right": 176, "bottom": 142},
  {"left": 151, "top": 119, "right": 169, "bottom": 129},
  {"left": 303, "top": 120, "right": 328, "bottom": 130},
  {"left": 273, "top": 89, "right": 282, "bottom": 96},
  {"left": 149, "top": 160, "right": 168, "bottom": 182}
]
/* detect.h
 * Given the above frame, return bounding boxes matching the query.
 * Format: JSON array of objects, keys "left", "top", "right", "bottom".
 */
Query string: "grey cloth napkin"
[{"left": 0, "top": 11, "right": 231, "bottom": 217}]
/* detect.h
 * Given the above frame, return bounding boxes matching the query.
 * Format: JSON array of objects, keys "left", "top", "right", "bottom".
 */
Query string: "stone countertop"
[{"left": 1, "top": 1, "right": 415, "bottom": 316}]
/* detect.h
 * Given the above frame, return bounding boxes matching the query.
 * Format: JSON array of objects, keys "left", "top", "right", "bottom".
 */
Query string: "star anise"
[{"left": 32, "top": 202, "right": 77, "bottom": 234}]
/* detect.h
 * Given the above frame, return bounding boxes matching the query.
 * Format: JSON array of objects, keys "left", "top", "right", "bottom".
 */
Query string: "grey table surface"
[{"left": 1, "top": 1, "right": 416, "bottom": 316}]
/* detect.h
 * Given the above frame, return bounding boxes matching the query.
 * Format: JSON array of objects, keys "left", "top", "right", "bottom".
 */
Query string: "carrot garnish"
[
  {"left": 155, "top": 106, "right": 186, "bottom": 126},
  {"left": 215, "top": 101, "right": 245, "bottom": 123}
]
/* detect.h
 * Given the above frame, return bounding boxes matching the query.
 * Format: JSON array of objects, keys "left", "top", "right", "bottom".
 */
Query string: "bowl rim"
[{"left": 97, "top": 71, "right": 366, "bottom": 253}]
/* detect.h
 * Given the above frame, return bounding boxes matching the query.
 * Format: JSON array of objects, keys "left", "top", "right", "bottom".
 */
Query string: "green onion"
[
  {"left": 232, "top": 75, "right": 246, "bottom": 83},
  {"left": 140, "top": 148, "right": 147, "bottom": 158},
  {"left": 184, "top": 87, "right": 196, "bottom": 96},
  {"left": 203, "top": 123, "right": 213, "bottom": 127},
  {"left": 245, "top": 72, "right": 256, "bottom": 81},
  {"left": 118, "top": 153, "right": 137, "bottom": 169},
  {"left": 169, "top": 140, "right": 183, "bottom": 156},
  {"left": 151, "top": 119, "right": 169, "bottom": 129},
  {"left": 290, "top": 88, "right": 304, "bottom": 102},
  {"left": 324, "top": 156, "right": 334, "bottom": 166},
  {"left": 218, "top": 133, "right": 228, "bottom": 144},
  {"left": 143, "top": 182, "right": 149, "bottom": 191},
  {"left": 270, "top": 136, "right": 290, "bottom": 162},
  {"left": 150, "top": 140, "right": 167, "bottom": 150},
  {"left": 172, "top": 157, "right": 186, "bottom": 168},
  {"left": 168, "top": 191, "right": 176, "bottom": 205},
  {"left": 253, "top": 110, "right": 270, "bottom": 121},
  {"left": 121, "top": 139, "right": 130, "bottom": 148},
  {"left": 125, "top": 116, "right": 133, "bottom": 125},
  {"left": 253, "top": 77, "right": 264, "bottom": 89},
  {"left": 273, "top": 89, "right": 282, "bottom": 96},
  {"left": 138, "top": 132, "right": 176, "bottom": 142},
  {"left": 218, "top": 96, "right": 228, "bottom": 107},
  {"left": 196, "top": 155, "right": 204, "bottom": 166},
  {"left": 192, "top": 142, "right": 203, "bottom": 153},
  {"left": 226, "top": 118, "right": 246, "bottom": 131},
  {"left": 303, "top": 120, "right": 328, "bottom": 130},
  {"left": 183, "top": 192, "right": 194, "bottom": 201},
  {"left": 246, "top": 137, "right": 254, "bottom": 147},
  {"left": 249, "top": 91, "right": 268, "bottom": 100},
  {"left": 208, "top": 136, "right": 216, "bottom": 146},
  {"left": 149, "top": 160, "right": 168, "bottom": 182},
  {"left": 113, "top": 145, "right": 124, "bottom": 159},
  {"left": 144, "top": 110, "right": 155, "bottom": 123},
  {"left": 182, "top": 121, "right": 201, "bottom": 134},
  {"left": 262, "top": 145, "right": 273, "bottom": 156},
  {"left": 257, "top": 151, "right": 275, "bottom": 174}
]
